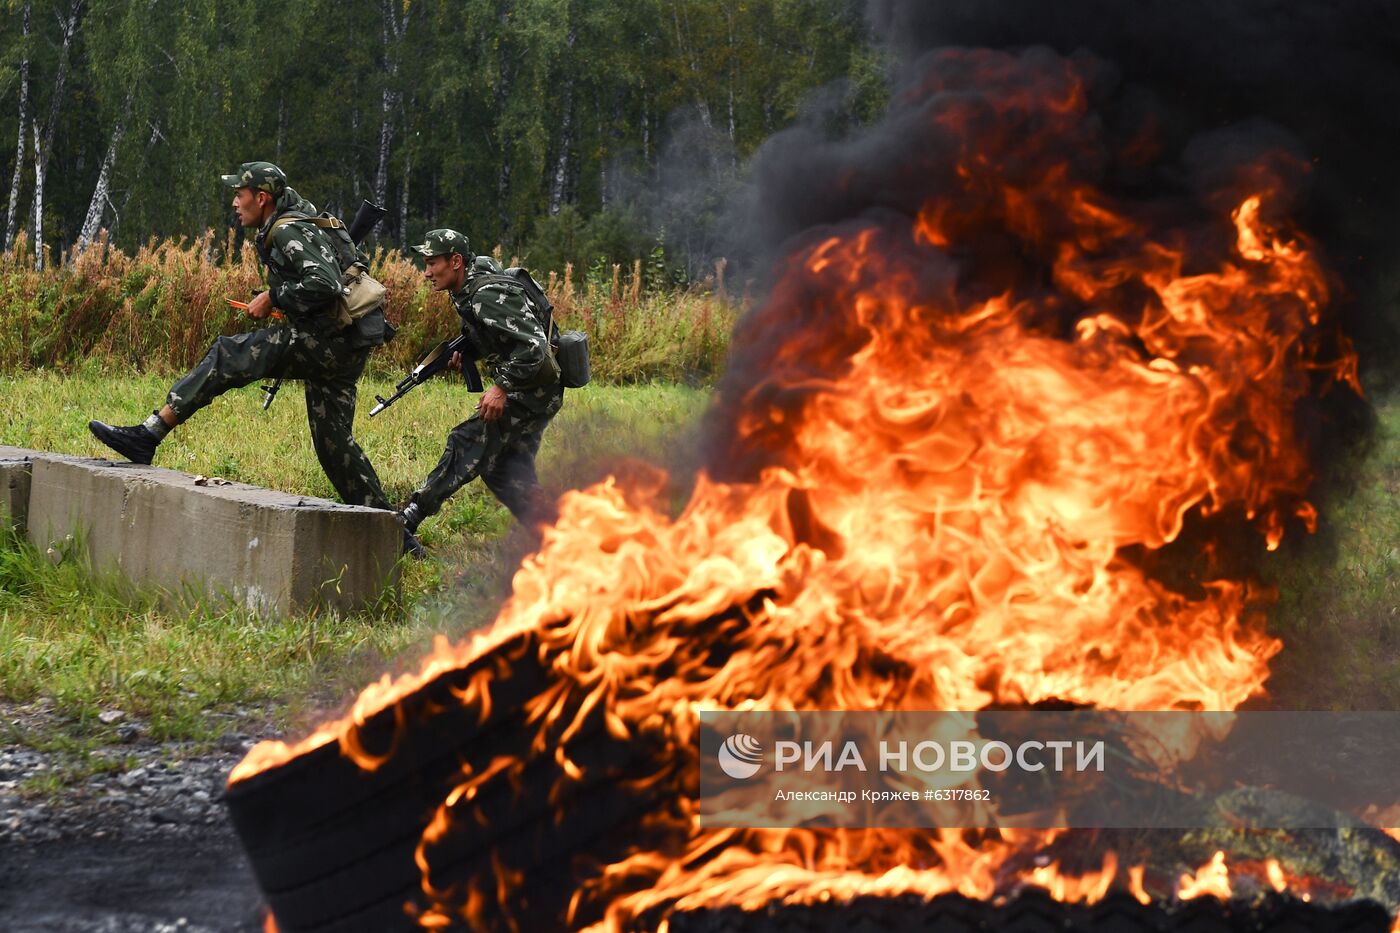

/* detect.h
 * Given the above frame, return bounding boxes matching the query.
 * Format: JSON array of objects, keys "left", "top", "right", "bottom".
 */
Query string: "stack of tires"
[{"left": 224, "top": 629, "right": 682, "bottom": 932}]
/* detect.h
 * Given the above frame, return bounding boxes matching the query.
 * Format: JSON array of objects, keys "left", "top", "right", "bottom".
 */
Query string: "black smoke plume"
[
  {"left": 863, "top": 0, "right": 1400, "bottom": 307},
  {"left": 708, "top": 0, "right": 1397, "bottom": 482}
]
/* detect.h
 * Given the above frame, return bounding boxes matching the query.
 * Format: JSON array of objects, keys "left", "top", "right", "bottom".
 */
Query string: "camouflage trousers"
[
  {"left": 409, "top": 387, "right": 563, "bottom": 525},
  {"left": 166, "top": 324, "right": 392, "bottom": 510}
]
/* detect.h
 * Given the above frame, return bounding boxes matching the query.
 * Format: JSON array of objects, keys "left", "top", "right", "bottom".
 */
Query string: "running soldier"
[
  {"left": 398, "top": 229, "right": 563, "bottom": 544},
  {"left": 87, "top": 161, "right": 423, "bottom": 554}
]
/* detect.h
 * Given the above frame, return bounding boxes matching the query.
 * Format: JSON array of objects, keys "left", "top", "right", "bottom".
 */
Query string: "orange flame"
[
  {"left": 1265, "top": 858, "right": 1288, "bottom": 893},
  {"left": 1176, "top": 850, "right": 1230, "bottom": 900},
  {"left": 234, "top": 49, "right": 1364, "bottom": 929}
]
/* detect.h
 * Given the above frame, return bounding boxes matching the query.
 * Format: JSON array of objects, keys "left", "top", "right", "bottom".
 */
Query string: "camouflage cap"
[
  {"left": 220, "top": 161, "right": 287, "bottom": 196},
  {"left": 411, "top": 228, "right": 472, "bottom": 260}
]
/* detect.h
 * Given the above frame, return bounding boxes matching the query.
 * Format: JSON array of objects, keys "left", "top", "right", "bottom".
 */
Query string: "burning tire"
[
  {"left": 225, "top": 630, "right": 681, "bottom": 931},
  {"left": 224, "top": 633, "right": 544, "bottom": 930}
]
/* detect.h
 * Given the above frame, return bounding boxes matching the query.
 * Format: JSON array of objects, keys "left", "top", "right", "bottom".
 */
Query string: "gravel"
[{"left": 0, "top": 702, "right": 269, "bottom": 932}]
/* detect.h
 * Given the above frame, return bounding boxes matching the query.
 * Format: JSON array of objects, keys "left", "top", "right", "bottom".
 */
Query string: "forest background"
[{"left": 0, "top": 0, "right": 886, "bottom": 283}]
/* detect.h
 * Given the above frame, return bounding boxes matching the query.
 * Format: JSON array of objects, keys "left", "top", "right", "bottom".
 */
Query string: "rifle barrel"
[{"left": 369, "top": 394, "right": 394, "bottom": 417}]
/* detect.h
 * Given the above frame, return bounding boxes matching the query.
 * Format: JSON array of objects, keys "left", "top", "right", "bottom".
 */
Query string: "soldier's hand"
[
  {"left": 478, "top": 385, "right": 506, "bottom": 422},
  {"left": 247, "top": 290, "right": 275, "bottom": 320},
  {"left": 449, "top": 351, "right": 463, "bottom": 372}
]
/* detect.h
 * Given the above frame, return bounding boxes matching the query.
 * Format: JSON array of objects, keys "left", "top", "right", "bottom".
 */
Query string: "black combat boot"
[
  {"left": 398, "top": 502, "right": 427, "bottom": 560},
  {"left": 88, "top": 416, "right": 164, "bottom": 465}
]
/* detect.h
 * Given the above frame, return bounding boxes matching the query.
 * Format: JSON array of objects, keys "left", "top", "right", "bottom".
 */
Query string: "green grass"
[
  {"left": 0, "top": 369, "right": 711, "bottom": 756},
  {"left": 1, "top": 365, "right": 709, "bottom": 540},
  {"left": 0, "top": 529, "right": 453, "bottom": 749},
  {"left": 1263, "top": 391, "right": 1400, "bottom": 709}
]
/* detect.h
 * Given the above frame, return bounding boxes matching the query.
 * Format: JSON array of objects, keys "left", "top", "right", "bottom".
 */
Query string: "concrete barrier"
[
  {"left": 0, "top": 445, "right": 49, "bottom": 533},
  {"left": 23, "top": 453, "right": 400, "bottom": 615}
]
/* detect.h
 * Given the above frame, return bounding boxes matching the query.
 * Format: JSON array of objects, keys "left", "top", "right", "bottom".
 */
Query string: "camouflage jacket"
[
  {"left": 451, "top": 257, "right": 560, "bottom": 411},
  {"left": 253, "top": 188, "right": 344, "bottom": 329}
]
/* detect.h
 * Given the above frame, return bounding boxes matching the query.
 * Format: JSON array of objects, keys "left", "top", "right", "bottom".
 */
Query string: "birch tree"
[
  {"left": 546, "top": 24, "right": 577, "bottom": 216},
  {"left": 4, "top": 0, "right": 31, "bottom": 251},
  {"left": 1, "top": 0, "right": 883, "bottom": 260},
  {"left": 75, "top": 104, "right": 125, "bottom": 253},
  {"left": 29, "top": 121, "right": 41, "bottom": 267},
  {"left": 374, "top": 0, "right": 412, "bottom": 211},
  {"left": 30, "top": 0, "right": 81, "bottom": 210}
]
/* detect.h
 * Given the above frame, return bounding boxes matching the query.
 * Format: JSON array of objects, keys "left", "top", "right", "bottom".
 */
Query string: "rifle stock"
[
  {"left": 370, "top": 334, "right": 482, "bottom": 417},
  {"left": 347, "top": 200, "right": 389, "bottom": 246}
]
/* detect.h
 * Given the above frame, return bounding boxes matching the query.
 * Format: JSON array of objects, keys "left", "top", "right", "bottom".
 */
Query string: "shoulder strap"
[
  {"left": 261, "top": 212, "right": 345, "bottom": 249},
  {"left": 466, "top": 273, "right": 518, "bottom": 295},
  {"left": 261, "top": 213, "right": 307, "bottom": 249}
]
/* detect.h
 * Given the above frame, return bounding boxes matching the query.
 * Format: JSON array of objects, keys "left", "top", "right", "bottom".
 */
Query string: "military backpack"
[
  {"left": 263, "top": 212, "right": 387, "bottom": 331},
  {"left": 467, "top": 268, "right": 591, "bottom": 388}
]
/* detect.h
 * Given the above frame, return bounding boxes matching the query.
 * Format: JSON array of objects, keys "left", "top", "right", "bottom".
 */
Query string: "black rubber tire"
[
  {"left": 226, "top": 629, "right": 684, "bottom": 932},
  {"left": 659, "top": 892, "right": 1393, "bottom": 933}
]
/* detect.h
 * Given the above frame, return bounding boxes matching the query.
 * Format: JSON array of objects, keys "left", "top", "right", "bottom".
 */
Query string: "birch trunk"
[
  {"left": 4, "top": 1, "right": 32, "bottom": 252},
  {"left": 596, "top": 93, "right": 607, "bottom": 211},
  {"left": 34, "top": 0, "right": 82, "bottom": 186},
  {"left": 76, "top": 115, "right": 126, "bottom": 255},
  {"left": 547, "top": 28, "right": 578, "bottom": 216},
  {"left": 30, "top": 123, "right": 43, "bottom": 269},
  {"left": 351, "top": 108, "right": 361, "bottom": 201},
  {"left": 398, "top": 148, "right": 411, "bottom": 247},
  {"left": 374, "top": 86, "right": 395, "bottom": 208},
  {"left": 372, "top": 1, "right": 392, "bottom": 205},
  {"left": 373, "top": 0, "right": 409, "bottom": 211},
  {"left": 673, "top": 6, "right": 712, "bottom": 130}
]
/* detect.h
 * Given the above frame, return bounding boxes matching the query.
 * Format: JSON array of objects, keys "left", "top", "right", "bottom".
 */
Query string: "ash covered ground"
[{"left": 0, "top": 701, "right": 264, "bottom": 932}]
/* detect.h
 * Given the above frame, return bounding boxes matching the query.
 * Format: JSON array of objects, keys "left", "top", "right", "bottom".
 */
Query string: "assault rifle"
[
  {"left": 370, "top": 334, "right": 483, "bottom": 417},
  {"left": 345, "top": 198, "right": 390, "bottom": 245}
]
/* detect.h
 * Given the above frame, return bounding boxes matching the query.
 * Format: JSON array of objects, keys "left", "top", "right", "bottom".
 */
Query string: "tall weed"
[{"left": 1, "top": 234, "right": 739, "bottom": 382}]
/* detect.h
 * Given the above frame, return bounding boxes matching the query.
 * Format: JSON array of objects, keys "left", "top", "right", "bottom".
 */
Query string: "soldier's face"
[
  {"left": 231, "top": 188, "right": 272, "bottom": 227},
  {"left": 423, "top": 254, "right": 466, "bottom": 292}
]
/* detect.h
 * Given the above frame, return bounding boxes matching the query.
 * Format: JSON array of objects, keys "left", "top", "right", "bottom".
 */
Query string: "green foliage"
[
  {"left": 0, "top": 0, "right": 886, "bottom": 262},
  {"left": 523, "top": 205, "right": 653, "bottom": 279}
]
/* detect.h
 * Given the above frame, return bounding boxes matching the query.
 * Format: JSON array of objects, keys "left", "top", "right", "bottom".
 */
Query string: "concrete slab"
[
  {"left": 0, "top": 445, "right": 67, "bottom": 534},
  {"left": 0, "top": 448, "right": 34, "bottom": 533},
  {"left": 25, "top": 456, "right": 400, "bottom": 615}
]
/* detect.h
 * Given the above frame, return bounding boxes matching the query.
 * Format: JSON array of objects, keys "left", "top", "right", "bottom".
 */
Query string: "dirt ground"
[
  {"left": 0, "top": 835, "right": 264, "bottom": 932},
  {"left": 1, "top": 702, "right": 266, "bottom": 931}
]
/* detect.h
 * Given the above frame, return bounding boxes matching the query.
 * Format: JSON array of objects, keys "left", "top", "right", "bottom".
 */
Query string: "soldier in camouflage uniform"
[
  {"left": 398, "top": 229, "right": 563, "bottom": 541},
  {"left": 88, "top": 162, "right": 422, "bottom": 553}
]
